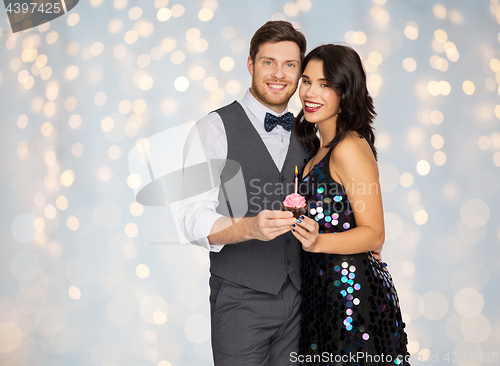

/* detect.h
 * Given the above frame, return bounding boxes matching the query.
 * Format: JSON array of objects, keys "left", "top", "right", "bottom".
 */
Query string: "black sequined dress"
[{"left": 299, "top": 148, "right": 410, "bottom": 366}]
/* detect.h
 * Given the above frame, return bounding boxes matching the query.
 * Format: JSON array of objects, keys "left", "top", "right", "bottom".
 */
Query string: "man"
[{"left": 179, "top": 21, "right": 308, "bottom": 365}]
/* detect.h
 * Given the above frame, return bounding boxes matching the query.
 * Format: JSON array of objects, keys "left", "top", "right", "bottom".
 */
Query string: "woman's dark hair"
[
  {"left": 249, "top": 21, "right": 307, "bottom": 64},
  {"left": 294, "top": 44, "right": 378, "bottom": 160}
]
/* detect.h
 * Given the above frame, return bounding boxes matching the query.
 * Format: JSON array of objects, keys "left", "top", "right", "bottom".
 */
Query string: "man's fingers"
[
  {"left": 269, "top": 226, "right": 292, "bottom": 237},
  {"left": 262, "top": 210, "right": 294, "bottom": 219},
  {"left": 258, "top": 217, "right": 296, "bottom": 230},
  {"left": 270, "top": 218, "right": 297, "bottom": 228},
  {"left": 372, "top": 251, "right": 382, "bottom": 261},
  {"left": 263, "top": 226, "right": 291, "bottom": 241}
]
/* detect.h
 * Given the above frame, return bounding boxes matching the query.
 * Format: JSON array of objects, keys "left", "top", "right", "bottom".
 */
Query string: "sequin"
[{"left": 299, "top": 148, "right": 410, "bottom": 363}]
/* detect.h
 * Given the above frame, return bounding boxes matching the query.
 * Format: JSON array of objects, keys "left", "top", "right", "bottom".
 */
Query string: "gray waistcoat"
[{"left": 209, "top": 101, "right": 309, "bottom": 294}]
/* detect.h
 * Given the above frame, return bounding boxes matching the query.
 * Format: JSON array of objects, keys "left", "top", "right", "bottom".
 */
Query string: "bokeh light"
[{"left": 0, "top": 2, "right": 498, "bottom": 365}]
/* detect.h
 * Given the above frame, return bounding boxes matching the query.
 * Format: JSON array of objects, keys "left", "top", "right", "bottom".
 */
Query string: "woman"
[{"left": 292, "top": 44, "right": 410, "bottom": 365}]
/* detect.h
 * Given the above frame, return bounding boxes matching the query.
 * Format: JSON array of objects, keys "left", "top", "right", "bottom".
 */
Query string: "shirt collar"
[{"left": 242, "top": 88, "right": 290, "bottom": 123}]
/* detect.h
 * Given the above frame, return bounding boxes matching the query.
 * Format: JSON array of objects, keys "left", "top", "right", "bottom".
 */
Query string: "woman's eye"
[
  {"left": 302, "top": 80, "right": 310, "bottom": 84},
  {"left": 321, "top": 84, "right": 329, "bottom": 87}
]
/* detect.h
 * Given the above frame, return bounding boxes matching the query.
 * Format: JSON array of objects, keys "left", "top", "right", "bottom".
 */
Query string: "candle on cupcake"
[{"left": 282, "top": 165, "right": 307, "bottom": 219}]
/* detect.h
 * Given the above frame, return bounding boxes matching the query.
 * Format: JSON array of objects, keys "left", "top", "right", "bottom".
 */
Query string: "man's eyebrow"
[{"left": 257, "top": 56, "right": 299, "bottom": 63}]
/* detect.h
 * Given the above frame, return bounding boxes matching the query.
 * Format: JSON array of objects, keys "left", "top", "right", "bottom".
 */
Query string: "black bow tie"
[{"left": 264, "top": 112, "right": 294, "bottom": 132}]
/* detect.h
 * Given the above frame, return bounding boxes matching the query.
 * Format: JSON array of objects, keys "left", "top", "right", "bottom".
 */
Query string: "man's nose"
[{"left": 272, "top": 65, "right": 285, "bottom": 79}]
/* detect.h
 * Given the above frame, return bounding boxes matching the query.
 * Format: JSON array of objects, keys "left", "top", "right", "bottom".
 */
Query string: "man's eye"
[
  {"left": 287, "top": 63, "right": 295, "bottom": 68},
  {"left": 265, "top": 61, "right": 272, "bottom": 65}
]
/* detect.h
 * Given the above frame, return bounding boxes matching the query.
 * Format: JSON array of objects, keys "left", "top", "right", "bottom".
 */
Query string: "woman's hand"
[{"left": 291, "top": 216, "right": 319, "bottom": 252}]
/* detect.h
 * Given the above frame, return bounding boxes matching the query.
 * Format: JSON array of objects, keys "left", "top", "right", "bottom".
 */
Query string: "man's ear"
[{"left": 247, "top": 56, "right": 254, "bottom": 76}]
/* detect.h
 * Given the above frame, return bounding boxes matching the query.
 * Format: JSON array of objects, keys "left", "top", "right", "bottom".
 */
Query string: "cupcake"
[{"left": 282, "top": 193, "right": 307, "bottom": 219}]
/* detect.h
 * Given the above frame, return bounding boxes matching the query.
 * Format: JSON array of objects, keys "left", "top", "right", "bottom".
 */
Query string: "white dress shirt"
[{"left": 179, "top": 89, "right": 293, "bottom": 251}]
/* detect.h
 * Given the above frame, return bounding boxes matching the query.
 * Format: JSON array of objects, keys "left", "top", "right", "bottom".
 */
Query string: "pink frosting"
[{"left": 283, "top": 193, "right": 306, "bottom": 208}]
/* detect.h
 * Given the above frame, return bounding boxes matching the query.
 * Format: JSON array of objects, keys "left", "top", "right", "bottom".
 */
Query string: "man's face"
[{"left": 247, "top": 41, "right": 301, "bottom": 113}]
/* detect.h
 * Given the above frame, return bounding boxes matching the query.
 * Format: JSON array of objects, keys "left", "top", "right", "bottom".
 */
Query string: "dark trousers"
[{"left": 209, "top": 274, "right": 301, "bottom": 366}]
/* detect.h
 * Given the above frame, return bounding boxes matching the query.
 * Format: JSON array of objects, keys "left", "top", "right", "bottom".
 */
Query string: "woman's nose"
[{"left": 305, "top": 85, "right": 316, "bottom": 98}]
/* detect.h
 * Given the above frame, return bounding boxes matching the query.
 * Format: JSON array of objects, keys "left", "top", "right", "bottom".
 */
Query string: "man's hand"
[
  {"left": 208, "top": 210, "right": 296, "bottom": 245},
  {"left": 251, "top": 210, "right": 296, "bottom": 241},
  {"left": 371, "top": 246, "right": 383, "bottom": 261}
]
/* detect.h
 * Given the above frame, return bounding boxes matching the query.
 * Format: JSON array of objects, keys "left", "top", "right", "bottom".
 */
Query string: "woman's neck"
[{"left": 317, "top": 119, "right": 337, "bottom": 149}]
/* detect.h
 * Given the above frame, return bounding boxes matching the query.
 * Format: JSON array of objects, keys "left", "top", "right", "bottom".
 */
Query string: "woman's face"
[{"left": 299, "top": 59, "right": 341, "bottom": 125}]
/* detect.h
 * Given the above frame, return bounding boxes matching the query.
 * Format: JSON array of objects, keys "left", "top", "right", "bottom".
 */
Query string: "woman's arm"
[{"left": 294, "top": 134, "right": 385, "bottom": 254}]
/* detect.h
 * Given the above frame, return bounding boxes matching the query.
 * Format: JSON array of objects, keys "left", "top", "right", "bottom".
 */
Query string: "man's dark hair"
[{"left": 249, "top": 21, "right": 307, "bottom": 63}]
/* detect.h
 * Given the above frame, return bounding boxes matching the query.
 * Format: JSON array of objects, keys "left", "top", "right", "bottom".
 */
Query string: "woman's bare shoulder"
[{"left": 332, "top": 131, "right": 374, "bottom": 163}]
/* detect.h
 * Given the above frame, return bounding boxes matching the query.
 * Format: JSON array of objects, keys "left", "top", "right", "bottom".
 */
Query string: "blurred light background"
[{"left": 1, "top": 0, "right": 499, "bottom": 365}]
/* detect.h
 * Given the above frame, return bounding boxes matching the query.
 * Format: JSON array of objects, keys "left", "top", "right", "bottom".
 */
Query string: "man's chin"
[{"left": 251, "top": 85, "right": 296, "bottom": 110}]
